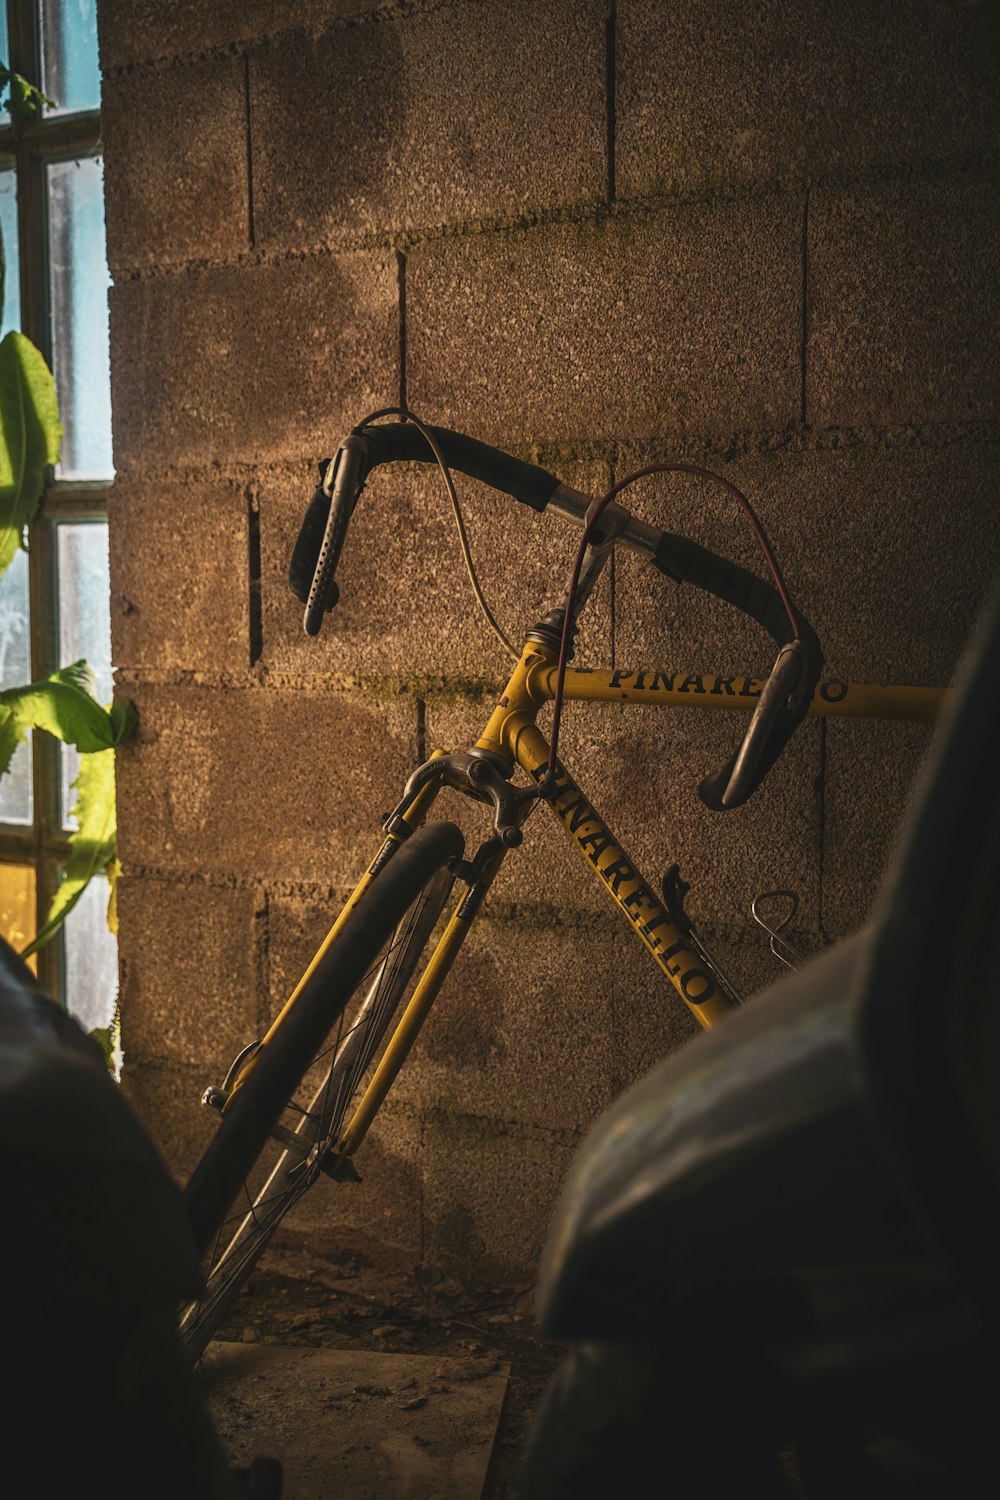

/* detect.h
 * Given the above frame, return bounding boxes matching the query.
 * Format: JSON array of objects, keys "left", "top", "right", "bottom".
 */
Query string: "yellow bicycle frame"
[{"left": 229, "top": 634, "right": 948, "bottom": 1173}]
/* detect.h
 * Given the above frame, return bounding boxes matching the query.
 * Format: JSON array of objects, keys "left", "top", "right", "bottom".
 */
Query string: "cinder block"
[
  {"left": 108, "top": 475, "right": 251, "bottom": 673},
  {"left": 609, "top": 453, "right": 813, "bottom": 677},
  {"left": 610, "top": 441, "right": 1000, "bottom": 686},
  {"left": 258, "top": 458, "right": 611, "bottom": 681},
  {"left": 609, "top": 928, "right": 704, "bottom": 1088},
  {"left": 759, "top": 444, "right": 1000, "bottom": 686},
  {"left": 122, "top": 1060, "right": 423, "bottom": 1266},
  {"left": 390, "top": 922, "right": 618, "bottom": 1132},
  {"left": 102, "top": 55, "right": 249, "bottom": 270},
  {"left": 822, "top": 717, "right": 937, "bottom": 938},
  {"left": 256, "top": 1105, "right": 425, "bottom": 1266},
  {"left": 117, "top": 876, "right": 260, "bottom": 1073},
  {"left": 407, "top": 201, "right": 801, "bottom": 446},
  {"left": 809, "top": 175, "right": 1000, "bottom": 429},
  {"left": 249, "top": 0, "right": 606, "bottom": 248},
  {"left": 527, "top": 453, "right": 824, "bottom": 935},
  {"left": 617, "top": 0, "right": 1000, "bottom": 198},
  {"left": 109, "top": 250, "right": 398, "bottom": 471},
  {"left": 421, "top": 691, "right": 620, "bottom": 917},
  {"left": 420, "top": 658, "right": 816, "bottom": 946},
  {"left": 421, "top": 1118, "right": 578, "bottom": 1284},
  {"left": 608, "top": 437, "right": 1000, "bottom": 936},
  {"left": 590, "top": 698, "right": 823, "bottom": 936},
  {"left": 265, "top": 882, "right": 349, "bottom": 1024},
  {"left": 114, "top": 684, "right": 419, "bottom": 884},
  {"left": 120, "top": 1056, "right": 219, "bottom": 1186},
  {"left": 97, "top": 0, "right": 385, "bottom": 68},
  {"left": 268, "top": 864, "right": 698, "bottom": 1142}
]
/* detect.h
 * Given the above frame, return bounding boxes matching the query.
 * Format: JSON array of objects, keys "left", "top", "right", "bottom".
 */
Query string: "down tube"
[{"left": 513, "top": 723, "right": 735, "bottom": 1030}]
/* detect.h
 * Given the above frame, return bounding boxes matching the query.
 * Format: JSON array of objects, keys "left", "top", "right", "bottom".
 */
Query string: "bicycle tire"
[{"left": 180, "top": 820, "right": 465, "bottom": 1361}]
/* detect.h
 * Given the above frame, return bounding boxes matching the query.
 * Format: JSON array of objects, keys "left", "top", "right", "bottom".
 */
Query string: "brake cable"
[
  {"left": 353, "top": 406, "right": 519, "bottom": 663},
  {"left": 343, "top": 418, "right": 802, "bottom": 803},
  {"left": 543, "top": 463, "right": 804, "bottom": 791}
]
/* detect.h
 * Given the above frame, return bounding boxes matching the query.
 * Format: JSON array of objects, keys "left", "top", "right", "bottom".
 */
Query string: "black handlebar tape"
[
  {"left": 290, "top": 425, "right": 561, "bottom": 607},
  {"left": 355, "top": 423, "right": 561, "bottom": 512},
  {"left": 652, "top": 531, "right": 824, "bottom": 810}
]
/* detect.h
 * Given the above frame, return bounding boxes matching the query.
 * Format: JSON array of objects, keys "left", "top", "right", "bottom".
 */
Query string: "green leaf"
[
  {"left": 110, "top": 696, "right": 139, "bottom": 746},
  {"left": 106, "top": 857, "right": 123, "bottom": 935},
  {"left": 0, "top": 331, "right": 63, "bottom": 579},
  {"left": 90, "top": 1002, "right": 122, "bottom": 1078},
  {"left": 0, "top": 63, "right": 55, "bottom": 121},
  {"left": 0, "top": 663, "right": 120, "bottom": 775},
  {"left": 52, "top": 659, "right": 99, "bottom": 698},
  {"left": 0, "top": 708, "right": 18, "bottom": 781},
  {"left": 21, "top": 745, "right": 118, "bottom": 957}
]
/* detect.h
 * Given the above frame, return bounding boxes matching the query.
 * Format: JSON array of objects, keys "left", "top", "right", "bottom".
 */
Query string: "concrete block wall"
[{"left": 99, "top": 0, "right": 1000, "bottom": 1284}]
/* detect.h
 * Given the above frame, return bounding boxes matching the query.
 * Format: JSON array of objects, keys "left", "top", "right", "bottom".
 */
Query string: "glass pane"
[
  {"left": 58, "top": 521, "right": 112, "bottom": 826},
  {"left": 63, "top": 872, "right": 118, "bottom": 1038},
  {"left": 0, "top": 8, "right": 10, "bottom": 124},
  {"left": 47, "top": 156, "right": 113, "bottom": 480},
  {"left": 40, "top": 0, "right": 101, "bottom": 115},
  {"left": 0, "top": 547, "right": 33, "bottom": 825},
  {"left": 0, "top": 861, "right": 37, "bottom": 973},
  {"left": 0, "top": 165, "right": 19, "bottom": 335}
]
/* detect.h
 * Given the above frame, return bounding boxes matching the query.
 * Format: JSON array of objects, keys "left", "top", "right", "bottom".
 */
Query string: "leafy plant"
[
  {"left": 0, "top": 333, "right": 134, "bottom": 972},
  {"left": 1, "top": 65, "right": 135, "bottom": 1050},
  {"left": 0, "top": 61, "right": 53, "bottom": 120},
  {"left": 0, "top": 662, "right": 137, "bottom": 950},
  {"left": 0, "top": 333, "right": 61, "bottom": 571}
]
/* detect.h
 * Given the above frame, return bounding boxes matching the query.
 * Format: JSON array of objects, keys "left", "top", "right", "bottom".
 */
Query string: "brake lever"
[
  {"left": 721, "top": 639, "right": 808, "bottom": 808},
  {"left": 303, "top": 436, "right": 368, "bottom": 636}
]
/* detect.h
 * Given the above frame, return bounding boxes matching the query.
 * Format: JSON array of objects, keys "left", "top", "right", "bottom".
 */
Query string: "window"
[{"left": 0, "top": 0, "right": 116, "bottom": 1030}]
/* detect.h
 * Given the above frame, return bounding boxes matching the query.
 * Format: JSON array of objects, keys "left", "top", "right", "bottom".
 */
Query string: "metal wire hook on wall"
[{"left": 751, "top": 889, "right": 806, "bottom": 970}]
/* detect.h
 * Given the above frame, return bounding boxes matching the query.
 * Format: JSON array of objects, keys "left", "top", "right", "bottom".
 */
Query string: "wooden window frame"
[{"left": 1, "top": 0, "right": 109, "bottom": 1001}]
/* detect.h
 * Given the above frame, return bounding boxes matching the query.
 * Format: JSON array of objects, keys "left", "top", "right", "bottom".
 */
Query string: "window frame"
[{"left": 0, "top": 0, "right": 109, "bottom": 1002}]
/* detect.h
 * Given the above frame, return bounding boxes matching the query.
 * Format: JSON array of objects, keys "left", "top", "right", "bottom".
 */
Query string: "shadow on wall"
[{"left": 250, "top": 23, "right": 407, "bottom": 243}]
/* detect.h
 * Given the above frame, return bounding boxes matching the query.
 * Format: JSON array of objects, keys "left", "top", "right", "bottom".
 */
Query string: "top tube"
[{"left": 550, "top": 667, "right": 947, "bottom": 723}]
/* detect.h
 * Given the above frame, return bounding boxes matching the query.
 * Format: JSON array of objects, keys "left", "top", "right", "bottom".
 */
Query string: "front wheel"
[{"left": 180, "top": 820, "right": 465, "bottom": 1361}]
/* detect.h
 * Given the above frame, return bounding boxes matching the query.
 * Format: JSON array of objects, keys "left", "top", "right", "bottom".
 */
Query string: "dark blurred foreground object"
[
  {"left": 520, "top": 582, "right": 1000, "bottom": 1499},
  {"left": 0, "top": 942, "right": 281, "bottom": 1498}
]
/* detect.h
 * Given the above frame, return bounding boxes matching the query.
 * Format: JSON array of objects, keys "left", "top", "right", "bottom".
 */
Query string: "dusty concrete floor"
[{"left": 194, "top": 1237, "right": 565, "bottom": 1499}]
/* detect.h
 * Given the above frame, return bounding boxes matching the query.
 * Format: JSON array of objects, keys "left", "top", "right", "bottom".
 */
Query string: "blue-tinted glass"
[
  {"left": 58, "top": 521, "right": 112, "bottom": 827},
  {"left": 41, "top": 0, "right": 101, "bottom": 115},
  {"left": 47, "top": 156, "right": 113, "bottom": 480},
  {"left": 1, "top": 9, "right": 10, "bottom": 124},
  {"left": 0, "top": 167, "right": 19, "bottom": 336},
  {"left": 63, "top": 872, "right": 118, "bottom": 1042},
  {"left": 0, "top": 547, "right": 33, "bottom": 825}
]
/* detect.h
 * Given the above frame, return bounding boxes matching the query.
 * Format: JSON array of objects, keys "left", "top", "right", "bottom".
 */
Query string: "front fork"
[
  {"left": 207, "top": 746, "right": 517, "bottom": 1161},
  {"left": 329, "top": 749, "right": 529, "bottom": 1163}
]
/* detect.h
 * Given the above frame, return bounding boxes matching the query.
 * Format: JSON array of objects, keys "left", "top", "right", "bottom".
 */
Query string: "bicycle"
[{"left": 177, "top": 411, "right": 948, "bottom": 1361}]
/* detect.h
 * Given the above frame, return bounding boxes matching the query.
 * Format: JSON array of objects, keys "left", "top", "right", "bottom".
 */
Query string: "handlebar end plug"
[{"left": 303, "top": 579, "right": 340, "bottom": 636}]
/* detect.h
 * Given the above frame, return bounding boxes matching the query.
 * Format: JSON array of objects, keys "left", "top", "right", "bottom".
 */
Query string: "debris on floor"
[{"left": 189, "top": 1240, "right": 566, "bottom": 1498}]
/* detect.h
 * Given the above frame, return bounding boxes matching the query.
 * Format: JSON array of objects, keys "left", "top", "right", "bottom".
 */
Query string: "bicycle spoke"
[{"left": 181, "top": 828, "right": 462, "bottom": 1360}]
